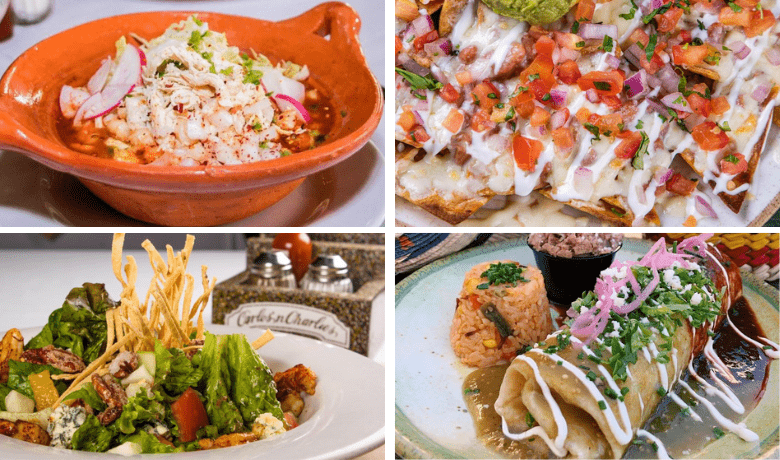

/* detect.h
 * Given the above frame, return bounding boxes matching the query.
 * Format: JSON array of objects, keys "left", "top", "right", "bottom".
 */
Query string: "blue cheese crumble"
[{"left": 48, "top": 405, "right": 87, "bottom": 449}]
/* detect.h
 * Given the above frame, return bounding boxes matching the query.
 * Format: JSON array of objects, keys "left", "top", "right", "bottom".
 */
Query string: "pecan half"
[
  {"left": 96, "top": 405, "right": 123, "bottom": 426},
  {"left": 20, "top": 345, "right": 86, "bottom": 374},
  {"left": 92, "top": 374, "right": 128, "bottom": 408},
  {"left": 109, "top": 351, "right": 139, "bottom": 379}
]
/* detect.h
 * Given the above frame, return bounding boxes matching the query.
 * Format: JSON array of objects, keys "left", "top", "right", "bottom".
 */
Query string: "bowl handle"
[
  {"left": 281, "top": 2, "right": 362, "bottom": 56},
  {"left": 0, "top": 106, "right": 38, "bottom": 155}
]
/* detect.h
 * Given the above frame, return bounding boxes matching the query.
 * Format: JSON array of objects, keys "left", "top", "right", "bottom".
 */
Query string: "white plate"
[
  {"left": 0, "top": 141, "right": 384, "bottom": 227},
  {"left": 395, "top": 238, "right": 779, "bottom": 458},
  {"left": 0, "top": 325, "right": 385, "bottom": 459}
]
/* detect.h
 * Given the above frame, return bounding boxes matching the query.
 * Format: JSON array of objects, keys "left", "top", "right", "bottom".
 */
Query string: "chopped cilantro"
[
  {"left": 464, "top": 388, "right": 480, "bottom": 395},
  {"left": 713, "top": 427, "right": 725, "bottom": 439},
  {"left": 723, "top": 154, "right": 740, "bottom": 164},
  {"left": 631, "top": 131, "right": 650, "bottom": 170},
  {"left": 542, "top": 93, "right": 552, "bottom": 101},
  {"left": 636, "top": 120, "right": 644, "bottom": 129},
  {"left": 657, "top": 387, "right": 667, "bottom": 396},
  {"left": 697, "top": 19, "right": 705, "bottom": 30},
  {"left": 594, "top": 81, "right": 612, "bottom": 91},
  {"left": 219, "top": 66, "right": 234, "bottom": 76},
  {"left": 600, "top": 35, "right": 614, "bottom": 52},
  {"left": 728, "top": 1, "right": 742, "bottom": 11},
  {"left": 155, "top": 59, "right": 186, "bottom": 77},
  {"left": 280, "top": 149, "right": 292, "bottom": 157},
  {"left": 528, "top": 73, "right": 541, "bottom": 81},
  {"left": 192, "top": 16, "right": 203, "bottom": 26},
  {"left": 584, "top": 122, "right": 601, "bottom": 140},
  {"left": 395, "top": 67, "right": 443, "bottom": 91},
  {"left": 598, "top": 400, "right": 607, "bottom": 410},
  {"left": 479, "top": 262, "right": 529, "bottom": 287},
  {"left": 526, "top": 412, "right": 535, "bottom": 427},
  {"left": 718, "top": 121, "right": 731, "bottom": 132},
  {"left": 576, "top": 40, "right": 586, "bottom": 48}
]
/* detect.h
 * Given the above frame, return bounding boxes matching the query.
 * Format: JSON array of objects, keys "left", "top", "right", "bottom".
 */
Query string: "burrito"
[{"left": 494, "top": 234, "right": 742, "bottom": 458}]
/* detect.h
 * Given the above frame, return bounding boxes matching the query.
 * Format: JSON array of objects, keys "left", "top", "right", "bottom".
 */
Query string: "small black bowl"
[{"left": 531, "top": 244, "right": 622, "bottom": 305}]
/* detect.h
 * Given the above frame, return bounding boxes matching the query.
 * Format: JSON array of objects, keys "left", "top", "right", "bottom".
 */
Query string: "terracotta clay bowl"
[{"left": 0, "top": 3, "right": 383, "bottom": 226}]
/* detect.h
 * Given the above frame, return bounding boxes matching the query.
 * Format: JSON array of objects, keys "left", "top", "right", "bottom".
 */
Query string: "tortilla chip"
[
  {"left": 398, "top": 188, "right": 493, "bottom": 224},
  {"left": 679, "top": 97, "right": 774, "bottom": 213},
  {"left": 439, "top": 0, "right": 469, "bottom": 36},
  {"left": 537, "top": 189, "right": 660, "bottom": 226},
  {"left": 687, "top": 64, "right": 720, "bottom": 81}
]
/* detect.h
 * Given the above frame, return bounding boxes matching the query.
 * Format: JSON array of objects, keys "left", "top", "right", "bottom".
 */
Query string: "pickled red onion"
[{"left": 275, "top": 94, "right": 312, "bottom": 123}]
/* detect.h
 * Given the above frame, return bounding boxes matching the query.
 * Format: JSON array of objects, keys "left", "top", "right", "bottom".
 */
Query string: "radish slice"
[
  {"left": 261, "top": 68, "right": 305, "bottom": 102},
  {"left": 87, "top": 58, "right": 112, "bottom": 95},
  {"left": 79, "top": 45, "right": 143, "bottom": 121},
  {"left": 60, "top": 85, "right": 91, "bottom": 118},
  {"left": 275, "top": 94, "right": 311, "bottom": 123}
]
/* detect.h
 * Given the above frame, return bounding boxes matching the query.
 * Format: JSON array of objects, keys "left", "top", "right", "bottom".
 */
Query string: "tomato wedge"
[
  {"left": 666, "top": 173, "right": 697, "bottom": 196},
  {"left": 719, "top": 6, "right": 751, "bottom": 27},
  {"left": 691, "top": 121, "right": 730, "bottom": 151},
  {"left": 745, "top": 10, "right": 776, "bottom": 37},
  {"left": 413, "top": 30, "right": 439, "bottom": 51},
  {"left": 576, "top": 0, "right": 595, "bottom": 20},
  {"left": 442, "top": 108, "right": 465, "bottom": 133},
  {"left": 513, "top": 135, "right": 544, "bottom": 172},
  {"left": 171, "top": 387, "right": 210, "bottom": 443},
  {"left": 672, "top": 44, "right": 708, "bottom": 66},
  {"left": 471, "top": 80, "right": 501, "bottom": 111},
  {"left": 720, "top": 153, "right": 748, "bottom": 175},
  {"left": 656, "top": 7, "right": 684, "bottom": 33},
  {"left": 577, "top": 70, "right": 624, "bottom": 97},
  {"left": 439, "top": 83, "right": 461, "bottom": 104},
  {"left": 557, "top": 60, "right": 581, "bottom": 85},
  {"left": 687, "top": 92, "right": 711, "bottom": 117}
]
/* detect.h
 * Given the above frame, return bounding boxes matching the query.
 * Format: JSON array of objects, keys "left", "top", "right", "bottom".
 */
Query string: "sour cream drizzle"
[
  {"left": 678, "top": 380, "right": 759, "bottom": 442},
  {"left": 636, "top": 429, "right": 671, "bottom": 459}
]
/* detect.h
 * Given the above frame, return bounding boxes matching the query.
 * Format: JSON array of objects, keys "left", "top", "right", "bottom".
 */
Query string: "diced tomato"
[
  {"left": 535, "top": 35, "right": 557, "bottom": 58},
  {"left": 626, "top": 28, "right": 650, "bottom": 48},
  {"left": 745, "top": 10, "right": 776, "bottom": 37},
  {"left": 710, "top": 96, "right": 730, "bottom": 115},
  {"left": 575, "top": 107, "right": 592, "bottom": 124},
  {"left": 678, "top": 29, "right": 692, "bottom": 44},
  {"left": 656, "top": 7, "right": 684, "bottom": 32},
  {"left": 666, "top": 173, "right": 697, "bottom": 196},
  {"left": 469, "top": 294, "right": 481, "bottom": 309},
  {"left": 520, "top": 55, "right": 556, "bottom": 94},
  {"left": 614, "top": 131, "right": 643, "bottom": 159},
  {"left": 691, "top": 121, "right": 730, "bottom": 151},
  {"left": 442, "top": 108, "right": 465, "bottom": 133},
  {"left": 516, "top": 99, "right": 536, "bottom": 118},
  {"left": 413, "top": 30, "right": 439, "bottom": 51},
  {"left": 512, "top": 135, "right": 544, "bottom": 172},
  {"left": 395, "top": 36, "right": 403, "bottom": 56},
  {"left": 398, "top": 110, "right": 415, "bottom": 132},
  {"left": 719, "top": 7, "right": 751, "bottom": 27},
  {"left": 471, "top": 80, "right": 501, "bottom": 111},
  {"left": 687, "top": 92, "right": 711, "bottom": 117},
  {"left": 455, "top": 71, "right": 472, "bottom": 86},
  {"left": 552, "top": 127, "right": 574, "bottom": 150},
  {"left": 672, "top": 44, "right": 709, "bottom": 66},
  {"left": 576, "top": 0, "right": 595, "bottom": 20},
  {"left": 592, "top": 113, "right": 624, "bottom": 135},
  {"left": 529, "top": 107, "right": 551, "bottom": 127},
  {"left": 734, "top": 0, "right": 760, "bottom": 7},
  {"left": 639, "top": 49, "right": 664, "bottom": 74},
  {"left": 720, "top": 152, "right": 748, "bottom": 175},
  {"left": 554, "top": 31, "right": 583, "bottom": 50},
  {"left": 410, "top": 125, "right": 431, "bottom": 143},
  {"left": 557, "top": 60, "right": 581, "bottom": 85},
  {"left": 528, "top": 79, "right": 552, "bottom": 103},
  {"left": 470, "top": 109, "right": 494, "bottom": 132},
  {"left": 171, "top": 388, "right": 210, "bottom": 443},
  {"left": 601, "top": 95, "right": 623, "bottom": 110},
  {"left": 577, "top": 70, "right": 624, "bottom": 97},
  {"left": 439, "top": 84, "right": 461, "bottom": 104}
]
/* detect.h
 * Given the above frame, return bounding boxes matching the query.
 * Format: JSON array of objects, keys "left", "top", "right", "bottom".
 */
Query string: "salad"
[
  {"left": 0, "top": 234, "right": 317, "bottom": 454},
  {"left": 59, "top": 15, "right": 331, "bottom": 165}
]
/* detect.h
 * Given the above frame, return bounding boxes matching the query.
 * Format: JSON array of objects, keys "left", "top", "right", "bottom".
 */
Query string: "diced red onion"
[
  {"left": 605, "top": 54, "right": 621, "bottom": 69},
  {"left": 550, "top": 88, "right": 567, "bottom": 106},
  {"left": 695, "top": 195, "right": 718, "bottom": 218},
  {"left": 624, "top": 44, "right": 643, "bottom": 68},
  {"left": 684, "top": 113, "right": 705, "bottom": 131},
  {"left": 646, "top": 98, "right": 667, "bottom": 115},
  {"left": 411, "top": 13, "right": 434, "bottom": 35},
  {"left": 424, "top": 38, "right": 453, "bottom": 57},
  {"left": 275, "top": 94, "right": 312, "bottom": 123},
  {"left": 728, "top": 40, "right": 751, "bottom": 60},
  {"left": 412, "top": 110, "right": 425, "bottom": 126},
  {"left": 579, "top": 23, "right": 618, "bottom": 40},
  {"left": 657, "top": 64, "right": 681, "bottom": 93},
  {"left": 535, "top": 125, "right": 548, "bottom": 137},
  {"left": 647, "top": 74, "right": 661, "bottom": 88},
  {"left": 655, "top": 168, "right": 673, "bottom": 184},
  {"left": 586, "top": 88, "right": 600, "bottom": 103},
  {"left": 625, "top": 69, "right": 648, "bottom": 99},
  {"left": 651, "top": 0, "right": 663, "bottom": 9},
  {"left": 550, "top": 109, "right": 568, "bottom": 130},
  {"left": 661, "top": 92, "right": 693, "bottom": 113},
  {"left": 559, "top": 47, "right": 581, "bottom": 62},
  {"left": 752, "top": 83, "right": 771, "bottom": 103},
  {"left": 573, "top": 167, "right": 594, "bottom": 197},
  {"left": 402, "top": 58, "right": 430, "bottom": 77},
  {"left": 708, "top": 23, "right": 725, "bottom": 44},
  {"left": 413, "top": 99, "right": 429, "bottom": 112},
  {"left": 767, "top": 47, "right": 780, "bottom": 65}
]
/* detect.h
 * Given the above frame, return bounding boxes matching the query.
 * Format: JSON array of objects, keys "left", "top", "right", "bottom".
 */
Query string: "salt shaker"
[
  {"left": 300, "top": 254, "right": 354, "bottom": 293},
  {"left": 11, "top": 0, "right": 51, "bottom": 24},
  {"left": 249, "top": 250, "right": 297, "bottom": 288}
]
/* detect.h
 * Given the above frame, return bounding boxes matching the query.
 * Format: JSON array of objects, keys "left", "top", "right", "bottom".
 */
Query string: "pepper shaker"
[
  {"left": 300, "top": 254, "right": 354, "bottom": 293},
  {"left": 11, "top": 0, "right": 51, "bottom": 24},
  {"left": 249, "top": 250, "right": 297, "bottom": 288}
]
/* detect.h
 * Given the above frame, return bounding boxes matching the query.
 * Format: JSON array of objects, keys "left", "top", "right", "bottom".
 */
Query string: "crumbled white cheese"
[
  {"left": 690, "top": 292, "right": 703, "bottom": 306},
  {"left": 663, "top": 269, "right": 683, "bottom": 290},
  {"left": 48, "top": 405, "right": 87, "bottom": 449},
  {"left": 610, "top": 290, "right": 626, "bottom": 307},
  {"left": 602, "top": 266, "right": 628, "bottom": 279},
  {"left": 251, "top": 413, "right": 286, "bottom": 440}
]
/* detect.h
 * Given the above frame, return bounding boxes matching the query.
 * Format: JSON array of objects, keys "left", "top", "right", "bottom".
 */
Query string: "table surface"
[
  {"left": 0, "top": 0, "right": 385, "bottom": 227},
  {"left": 0, "top": 248, "right": 386, "bottom": 459}
]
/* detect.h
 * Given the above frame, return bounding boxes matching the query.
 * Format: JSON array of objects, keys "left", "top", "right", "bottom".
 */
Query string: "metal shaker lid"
[
  {"left": 308, "top": 254, "right": 349, "bottom": 281},
  {"left": 251, "top": 250, "right": 293, "bottom": 279}
]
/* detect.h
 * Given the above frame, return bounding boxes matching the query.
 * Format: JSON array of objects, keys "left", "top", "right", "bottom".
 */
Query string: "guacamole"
[{"left": 481, "top": 0, "right": 578, "bottom": 25}]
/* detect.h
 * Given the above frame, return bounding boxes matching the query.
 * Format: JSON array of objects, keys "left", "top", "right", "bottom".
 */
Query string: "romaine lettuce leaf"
[
  {"left": 114, "top": 389, "right": 166, "bottom": 435},
  {"left": 197, "top": 333, "right": 244, "bottom": 434},
  {"left": 224, "top": 334, "right": 283, "bottom": 423},
  {"left": 26, "top": 283, "right": 115, "bottom": 363},
  {"left": 117, "top": 431, "right": 193, "bottom": 453},
  {"left": 71, "top": 414, "right": 115, "bottom": 452},
  {"left": 154, "top": 340, "right": 203, "bottom": 396},
  {"left": 62, "top": 382, "right": 107, "bottom": 412}
]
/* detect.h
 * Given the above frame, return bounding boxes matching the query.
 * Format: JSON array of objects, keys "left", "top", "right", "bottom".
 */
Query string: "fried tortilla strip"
[
  {"left": 687, "top": 64, "right": 720, "bottom": 81},
  {"left": 439, "top": 0, "right": 469, "bottom": 36},
  {"left": 536, "top": 189, "right": 660, "bottom": 226},
  {"left": 679, "top": 100, "right": 774, "bottom": 213}
]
